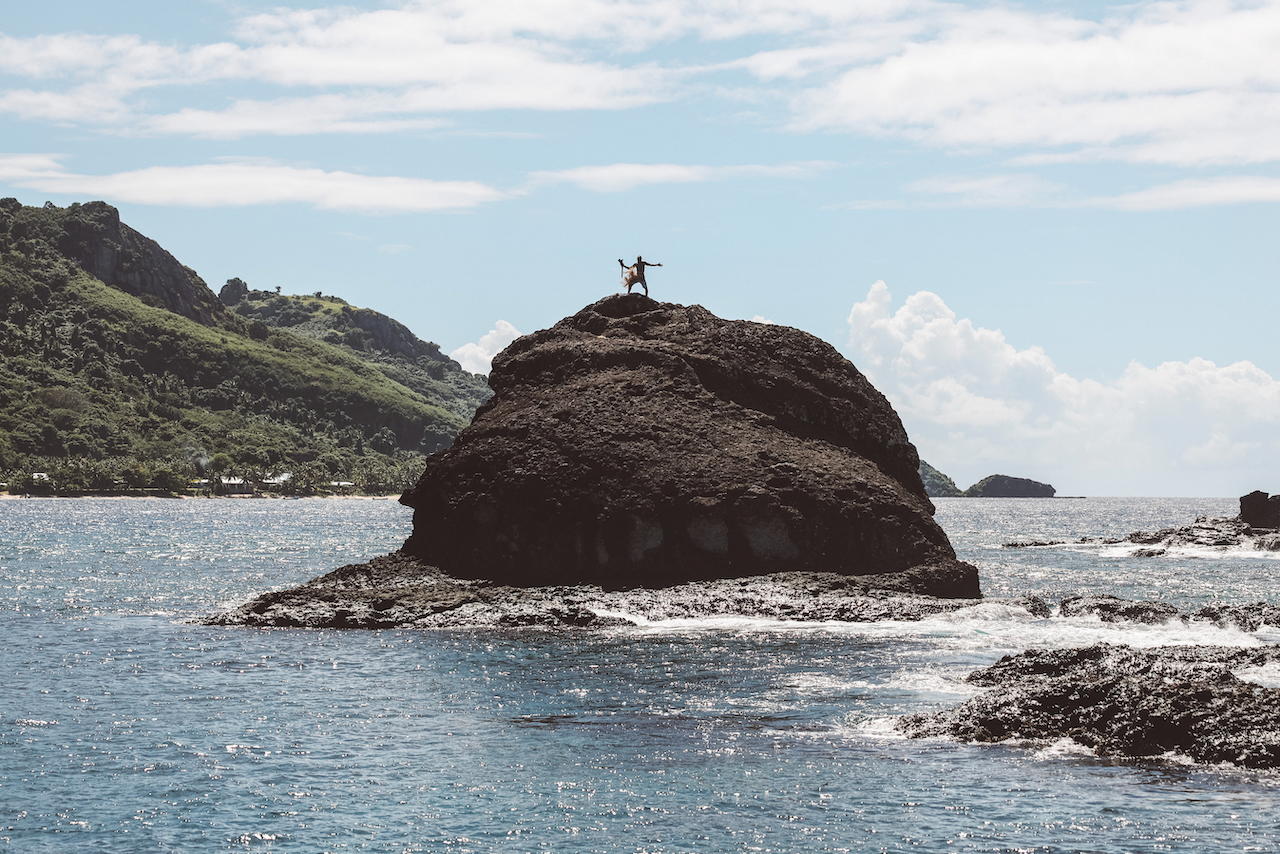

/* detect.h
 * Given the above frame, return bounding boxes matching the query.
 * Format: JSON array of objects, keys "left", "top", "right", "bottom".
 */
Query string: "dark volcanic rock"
[
  {"left": 1059, "top": 594, "right": 1179, "bottom": 624},
  {"left": 400, "top": 294, "right": 977, "bottom": 594},
  {"left": 1001, "top": 540, "right": 1064, "bottom": 548},
  {"left": 201, "top": 551, "right": 999, "bottom": 630},
  {"left": 899, "top": 644, "right": 1280, "bottom": 768},
  {"left": 1119, "top": 515, "right": 1280, "bottom": 553},
  {"left": 963, "top": 474, "right": 1055, "bottom": 498},
  {"left": 1240, "top": 490, "right": 1280, "bottom": 529}
]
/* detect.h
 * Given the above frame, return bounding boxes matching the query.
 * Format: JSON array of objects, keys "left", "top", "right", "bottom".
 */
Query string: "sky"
[{"left": 3, "top": 0, "right": 1279, "bottom": 496}]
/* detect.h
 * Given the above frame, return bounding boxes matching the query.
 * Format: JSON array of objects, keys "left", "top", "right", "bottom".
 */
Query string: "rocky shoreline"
[
  {"left": 201, "top": 550, "right": 992, "bottom": 629},
  {"left": 1005, "top": 513, "right": 1280, "bottom": 556},
  {"left": 899, "top": 643, "right": 1280, "bottom": 769}
]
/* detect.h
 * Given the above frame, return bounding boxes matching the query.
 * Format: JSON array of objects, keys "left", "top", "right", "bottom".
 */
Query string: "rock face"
[
  {"left": 900, "top": 644, "right": 1280, "bottom": 769},
  {"left": 57, "top": 201, "right": 227, "bottom": 326},
  {"left": 400, "top": 294, "right": 978, "bottom": 594},
  {"left": 1240, "top": 490, "right": 1280, "bottom": 529},
  {"left": 963, "top": 474, "right": 1055, "bottom": 498}
]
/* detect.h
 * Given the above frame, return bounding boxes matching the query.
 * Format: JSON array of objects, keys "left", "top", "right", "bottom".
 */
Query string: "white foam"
[
  {"left": 845, "top": 715, "right": 906, "bottom": 740},
  {"left": 882, "top": 667, "right": 976, "bottom": 699},
  {"left": 1231, "top": 662, "right": 1280, "bottom": 689},
  {"left": 1099, "top": 544, "right": 1280, "bottom": 561}
]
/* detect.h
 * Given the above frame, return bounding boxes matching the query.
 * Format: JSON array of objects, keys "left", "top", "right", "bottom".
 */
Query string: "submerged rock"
[
  {"left": 899, "top": 644, "right": 1280, "bottom": 768},
  {"left": 1058, "top": 594, "right": 1180, "bottom": 624},
  {"left": 400, "top": 294, "right": 977, "bottom": 594}
]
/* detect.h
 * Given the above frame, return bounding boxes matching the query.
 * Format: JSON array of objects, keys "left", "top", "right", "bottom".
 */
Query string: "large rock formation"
[
  {"left": 400, "top": 294, "right": 978, "bottom": 595},
  {"left": 963, "top": 474, "right": 1055, "bottom": 498}
]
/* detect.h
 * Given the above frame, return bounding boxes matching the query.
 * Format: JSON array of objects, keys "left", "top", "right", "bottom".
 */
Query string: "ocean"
[{"left": 3, "top": 495, "right": 1279, "bottom": 852}]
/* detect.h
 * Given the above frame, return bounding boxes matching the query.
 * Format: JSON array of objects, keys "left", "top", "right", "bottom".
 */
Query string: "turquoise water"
[{"left": 3, "top": 496, "right": 1280, "bottom": 852}]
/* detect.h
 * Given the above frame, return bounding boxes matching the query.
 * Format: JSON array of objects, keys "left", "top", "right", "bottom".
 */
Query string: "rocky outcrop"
[
  {"left": 346, "top": 306, "right": 446, "bottom": 361},
  {"left": 919, "top": 460, "right": 962, "bottom": 498},
  {"left": 1097, "top": 505, "right": 1280, "bottom": 556},
  {"left": 56, "top": 201, "right": 228, "bottom": 327},
  {"left": 899, "top": 644, "right": 1280, "bottom": 768},
  {"left": 1058, "top": 594, "right": 1180, "bottom": 624},
  {"left": 203, "top": 551, "right": 997, "bottom": 629},
  {"left": 1240, "top": 490, "right": 1280, "bottom": 529},
  {"left": 399, "top": 294, "right": 978, "bottom": 594},
  {"left": 963, "top": 474, "right": 1055, "bottom": 498}
]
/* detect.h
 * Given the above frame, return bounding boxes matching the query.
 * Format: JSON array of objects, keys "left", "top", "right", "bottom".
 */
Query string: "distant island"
[
  {"left": 919, "top": 461, "right": 1056, "bottom": 498},
  {"left": 0, "top": 199, "right": 491, "bottom": 496}
]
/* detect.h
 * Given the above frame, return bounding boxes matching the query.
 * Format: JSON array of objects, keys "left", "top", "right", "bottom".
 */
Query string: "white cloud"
[
  {"left": 789, "top": 0, "right": 1280, "bottom": 167},
  {"left": 1085, "top": 176, "right": 1280, "bottom": 210},
  {"left": 141, "top": 95, "right": 452, "bottom": 139},
  {"left": 525, "top": 161, "right": 825, "bottom": 192},
  {"left": 846, "top": 281, "right": 1280, "bottom": 495},
  {"left": 0, "top": 154, "right": 507, "bottom": 213},
  {"left": 450, "top": 320, "right": 523, "bottom": 374},
  {"left": 905, "top": 173, "right": 1067, "bottom": 207},
  {"left": 5, "top": 0, "right": 1280, "bottom": 186},
  {"left": 841, "top": 172, "right": 1280, "bottom": 211}
]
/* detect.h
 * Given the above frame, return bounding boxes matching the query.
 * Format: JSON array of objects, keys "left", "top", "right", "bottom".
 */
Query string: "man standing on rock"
[{"left": 619, "top": 255, "right": 661, "bottom": 295}]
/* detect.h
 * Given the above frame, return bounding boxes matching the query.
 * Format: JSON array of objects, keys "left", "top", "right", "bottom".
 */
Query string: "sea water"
[{"left": 3, "top": 496, "right": 1280, "bottom": 852}]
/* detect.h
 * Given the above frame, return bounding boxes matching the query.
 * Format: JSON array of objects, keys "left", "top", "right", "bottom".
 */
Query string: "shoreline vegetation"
[{"left": 0, "top": 491, "right": 401, "bottom": 499}]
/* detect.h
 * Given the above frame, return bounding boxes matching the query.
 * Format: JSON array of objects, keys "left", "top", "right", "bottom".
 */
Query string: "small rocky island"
[
  {"left": 916, "top": 462, "right": 1056, "bottom": 498},
  {"left": 208, "top": 294, "right": 980, "bottom": 628}
]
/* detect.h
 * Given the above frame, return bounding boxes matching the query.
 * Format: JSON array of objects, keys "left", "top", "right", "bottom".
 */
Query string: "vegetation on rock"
[{"left": 919, "top": 460, "right": 963, "bottom": 497}]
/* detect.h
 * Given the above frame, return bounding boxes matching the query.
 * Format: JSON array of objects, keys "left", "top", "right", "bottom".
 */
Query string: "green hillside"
[{"left": 0, "top": 199, "right": 491, "bottom": 495}]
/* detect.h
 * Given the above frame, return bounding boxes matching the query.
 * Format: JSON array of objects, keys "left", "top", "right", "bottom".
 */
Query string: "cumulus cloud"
[
  {"left": 450, "top": 320, "right": 523, "bottom": 374},
  {"left": 845, "top": 281, "right": 1280, "bottom": 495},
  {"left": 0, "top": 154, "right": 507, "bottom": 213}
]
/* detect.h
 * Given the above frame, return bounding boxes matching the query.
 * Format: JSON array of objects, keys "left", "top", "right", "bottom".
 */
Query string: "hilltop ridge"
[{"left": 0, "top": 198, "right": 490, "bottom": 492}]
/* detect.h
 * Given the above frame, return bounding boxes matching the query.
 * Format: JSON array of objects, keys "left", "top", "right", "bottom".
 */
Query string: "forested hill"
[{"left": 0, "top": 198, "right": 492, "bottom": 494}]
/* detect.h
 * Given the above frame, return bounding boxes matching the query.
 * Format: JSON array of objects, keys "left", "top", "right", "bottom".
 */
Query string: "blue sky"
[{"left": 4, "top": 0, "right": 1279, "bottom": 495}]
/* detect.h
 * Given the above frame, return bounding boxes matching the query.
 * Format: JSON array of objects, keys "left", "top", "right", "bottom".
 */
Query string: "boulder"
[
  {"left": 963, "top": 474, "right": 1055, "bottom": 498},
  {"left": 400, "top": 294, "right": 978, "bottom": 595}
]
